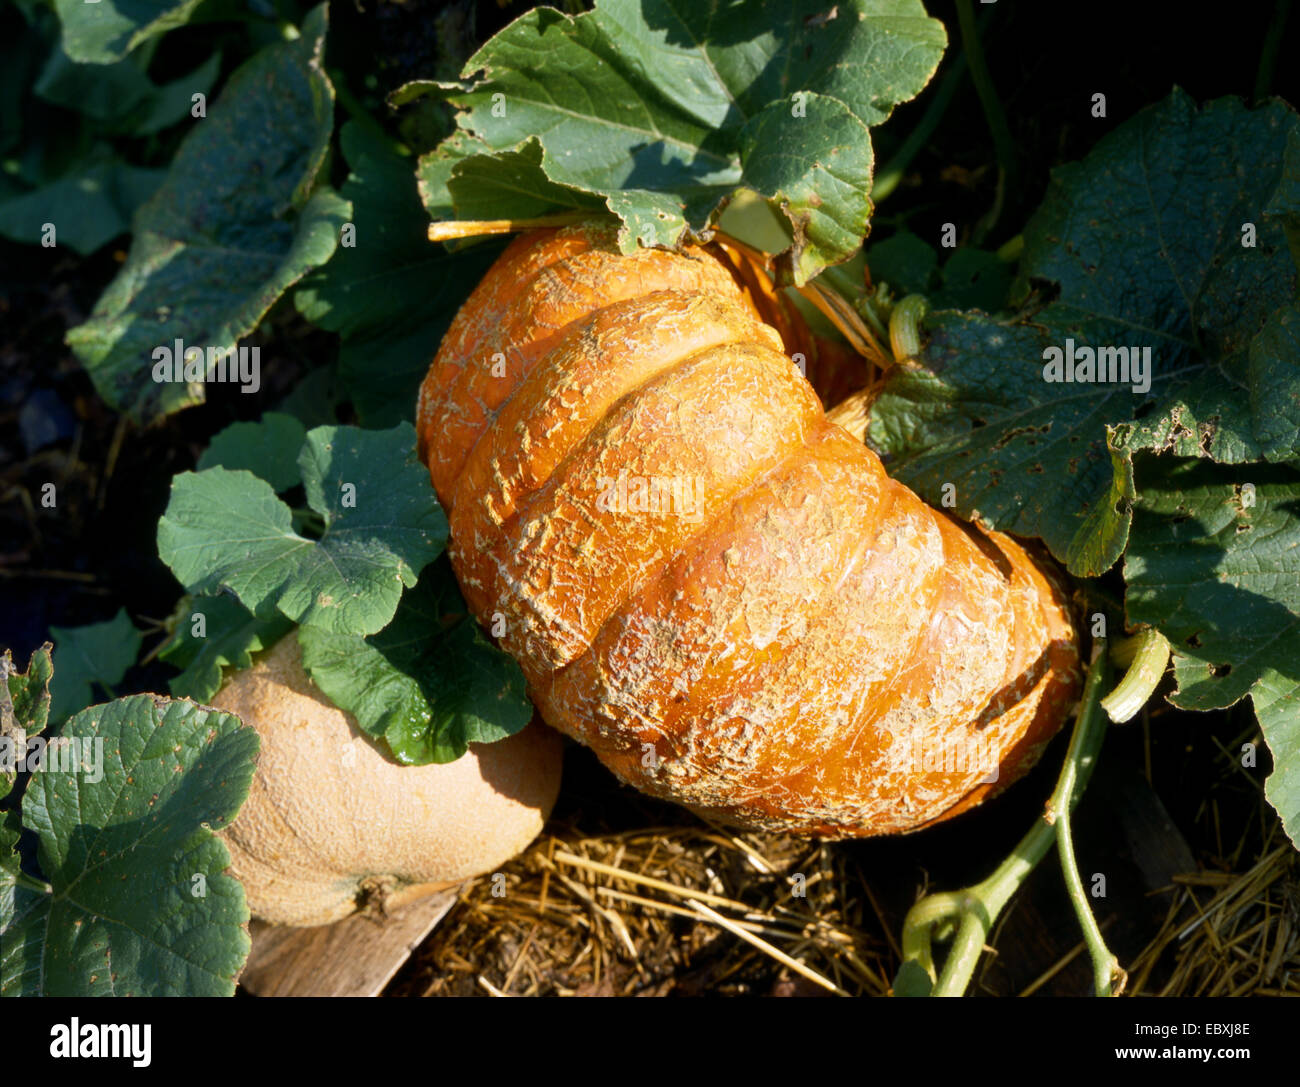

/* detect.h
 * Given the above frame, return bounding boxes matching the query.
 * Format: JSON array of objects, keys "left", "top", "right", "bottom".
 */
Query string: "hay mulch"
[
  {"left": 388, "top": 815, "right": 891, "bottom": 997},
  {"left": 1127, "top": 834, "right": 1299, "bottom": 998}
]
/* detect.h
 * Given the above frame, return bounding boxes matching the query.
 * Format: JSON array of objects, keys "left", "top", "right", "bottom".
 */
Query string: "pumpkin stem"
[
  {"left": 713, "top": 231, "right": 892, "bottom": 370},
  {"left": 427, "top": 212, "right": 588, "bottom": 243},
  {"left": 795, "top": 278, "right": 892, "bottom": 367}
]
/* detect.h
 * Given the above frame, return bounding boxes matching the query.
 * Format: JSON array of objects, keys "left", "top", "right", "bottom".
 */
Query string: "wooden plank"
[{"left": 239, "top": 887, "right": 462, "bottom": 997}]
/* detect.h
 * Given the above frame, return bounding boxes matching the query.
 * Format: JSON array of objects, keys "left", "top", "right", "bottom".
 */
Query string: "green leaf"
[
  {"left": 52, "top": 0, "right": 206, "bottom": 65},
  {"left": 416, "top": 133, "right": 606, "bottom": 225},
  {"left": 866, "top": 229, "right": 939, "bottom": 295},
  {"left": 35, "top": 43, "right": 222, "bottom": 135},
  {"left": 1022, "top": 91, "right": 1297, "bottom": 463},
  {"left": 47, "top": 609, "right": 142, "bottom": 723},
  {"left": 0, "top": 154, "right": 164, "bottom": 254},
  {"left": 1248, "top": 302, "right": 1300, "bottom": 462},
  {"left": 158, "top": 594, "right": 292, "bottom": 702},
  {"left": 935, "top": 248, "right": 1012, "bottom": 311},
  {"left": 410, "top": 0, "right": 945, "bottom": 283},
  {"left": 1, "top": 646, "right": 54, "bottom": 797},
  {"left": 65, "top": 5, "right": 349, "bottom": 420},
  {"left": 868, "top": 92, "right": 1300, "bottom": 576},
  {"left": 158, "top": 424, "right": 448, "bottom": 636},
  {"left": 298, "top": 559, "right": 531, "bottom": 764},
  {"left": 1, "top": 694, "right": 257, "bottom": 996},
  {"left": 739, "top": 93, "right": 875, "bottom": 285},
  {"left": 868, "top": 311, "right": 1126, "bottom": 562},
  {"left": 297, "top": 627, "right": 431, "bottom": 758},
  {"left": 1265, "top": 126, "right": 1300, "bottom": 273},
  {"left": 0, "top": 807, "right": 21, "bottom": 881},
  {"left": 295, "top": 121, "right": 502, "bottom": 426},
  {"left": 1122, "top": 456, "right": 1300, "bottom": 848},
  {"left": 197, "top": 411, "right": 308, "bottom": 492}
]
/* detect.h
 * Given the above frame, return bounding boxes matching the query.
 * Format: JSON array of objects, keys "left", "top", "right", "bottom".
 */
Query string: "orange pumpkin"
[{"left": 418, "top": 224, "right": 1080, "bottom": 838}]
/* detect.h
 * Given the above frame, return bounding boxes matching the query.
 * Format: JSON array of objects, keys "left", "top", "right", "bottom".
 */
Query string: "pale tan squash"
[{"left": 210, "top": 633, "right": 562, "bottom": 926}]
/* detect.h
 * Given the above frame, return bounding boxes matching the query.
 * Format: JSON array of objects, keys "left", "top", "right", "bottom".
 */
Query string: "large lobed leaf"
[
  {"left": 158, "top": 423, "right": 447, "bottom": 637},
  {"left": 871, "top": 92, "right": 1299, "bottom": 572},
  {"left": 65, "top": 4, "right": 349, "bottom": 420},
  {"left": 298, "top": 559, "right": 531, "bottom": 765},
  {"left": 167, "top": 415, "right": 527, "bottom": 763},
  {"left": 1, "top": 689, "right": 257, "bottom": 996},
  {"left": 867, "top": 90, "right": 1300, "bottom": 846},
  {"left": 405, "top": 0, "right": 946, "bottom": 284}
]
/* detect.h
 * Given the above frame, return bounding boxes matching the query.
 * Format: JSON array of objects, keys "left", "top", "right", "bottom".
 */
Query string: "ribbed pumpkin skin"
[{"left": 418, "top": 224, "right": 1081, "bottom": 838}]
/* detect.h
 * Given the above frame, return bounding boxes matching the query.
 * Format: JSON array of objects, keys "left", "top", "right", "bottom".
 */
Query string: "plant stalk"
[
  {"left": 427, "top": 213, "right": 588, "bottom": 242},
  {"left": 900, "top": 642, "right": 1113, "bottom": 996},
  {"left": 1052, "top": 751, "right": 1127, "bottom": 996},
  {"left": 1101, "top": 627, "right": 1170, "bottom": 723},
  {"left": 11, "top": 870, "right": 53, "bottom": 895},
  {"left": 954, "top": 0, "right": 1019, "bottom": 243}
]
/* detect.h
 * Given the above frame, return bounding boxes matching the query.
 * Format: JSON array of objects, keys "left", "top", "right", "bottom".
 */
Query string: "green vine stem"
[
  {"left": 871, "top": 50, "right": 969, "bottom": 204},
  {"left": 954, "top": 0, "right": 1019, "bottom": 243},
  {"left": 889, "top": 295, "right": 930, "bottom": 362},
  {"left": 1050, "top": 713, "right": 1128, "bottom": 996},
  {"left": 11, "top": 870, "right": 53, "bottom": 896},
  {"left": 900, "top": 642, "right": 1114, "bottom": 996},
  {"left": 1101, "top": 628, "right": 1171, "bottom": 723},
  {"left": 291, "top": 507, "right": 327, "bottom": 538}
]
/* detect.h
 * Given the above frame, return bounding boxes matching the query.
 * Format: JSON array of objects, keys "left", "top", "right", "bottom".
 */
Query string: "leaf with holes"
[
  {"left": 868, "top": 311, "right": 1125, "bottom": 566},
  {"left": 2, "top": 645, "right": 53, "bottom": 797},
  {"left": 868, "top": 91, "right": 1300, "bottom": 578},
  {"left": 1122, "top": 455, "right": 1300, "bottom": 848}
]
